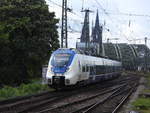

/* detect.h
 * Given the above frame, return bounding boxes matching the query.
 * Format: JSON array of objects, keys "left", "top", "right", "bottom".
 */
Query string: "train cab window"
[{"left": 51, "top": 53, "right": 71, "bottom": 67}]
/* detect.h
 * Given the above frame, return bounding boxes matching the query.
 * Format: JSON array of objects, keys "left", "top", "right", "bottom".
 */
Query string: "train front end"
[{"left": 46, "top": 49, "right": 76, "bottom": 88}]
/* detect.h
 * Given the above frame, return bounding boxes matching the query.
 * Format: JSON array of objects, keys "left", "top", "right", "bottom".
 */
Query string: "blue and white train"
[{"left": 46, "top": 48, "right": 122, "bottom": 88}]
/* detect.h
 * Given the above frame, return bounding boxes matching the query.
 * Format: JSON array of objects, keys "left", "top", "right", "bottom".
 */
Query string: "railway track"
[
  {"left": 0, "top": 91, "right": 60, "bottom": 113},
  {"left": 35, "top": 81, "right": 138, "bottom": 113},
  {"left": 79, "top": 84, "right": 138, "bottom": 113},
  {"left": 37, "top": 84, "right": 127, "bottom": 113},
  {"left": 0, "top": 74, "right": 139, "bottom": 113}
]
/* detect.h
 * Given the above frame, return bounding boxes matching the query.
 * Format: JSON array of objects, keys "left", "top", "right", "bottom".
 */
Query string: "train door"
[
  {"left": 103, "top": 59, "right": 107, "bottom": 80},
  {"left": 78, "top": 55, "right": 83, "bottom": 81},
  {"left": 89, "top": 61, "right": 94, "bottom": 80},
  {"left": 83, "top": 62, "right": 90, "bottom": 80},
  {"left": 80, "top": 56, "right": 88, "bottom": 81},
  {"left": 92, "top": 61, "right": 96, "bottom": 81}
]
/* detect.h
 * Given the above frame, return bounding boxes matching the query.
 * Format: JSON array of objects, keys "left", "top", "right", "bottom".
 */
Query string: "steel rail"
[
  {"left": 111, "top": 83, "right": 138, "bottom": 113},
  {"left": 0, "top": 91, "right": 54, "bottom": 112},
  {"left": 69, "top": 85, "right": 128, "bottom": 113},
  {"left": 38, "top": 84, "right": 126, "bottom": 113},
  {"left": 0, "top": 91, "right": 52, "bottom": 105},
  {"left": 18, "top": 91, "right": 81, "bottom": 113},
  {"left": 82, "top": 86, "right": 128, "bottom": 113},
  {"left": 82, "top": 83, "right": 138, "bottom": 113}
]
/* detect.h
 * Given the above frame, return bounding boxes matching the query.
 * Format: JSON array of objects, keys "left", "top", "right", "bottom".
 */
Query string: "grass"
[
  {"left": 136, "top": 109, "right": 150, "bottom": 113},
  {"left": 142, "top": 72, "right": 150, "bottom": 94},
  {"left": 132, "top": 98, "right": 150, "bottom": 110},
  {"left": 132, "top": 98, "right": 150, "bottom": 113},
  {"left": 0, "top": 81, "right": 54, "bottom": 101},
  {"left": 142, "top": 89, "right": 150, "bottom": 93},
  {"left": 131, "top": 72, "right": 150, "bottom": 113}
]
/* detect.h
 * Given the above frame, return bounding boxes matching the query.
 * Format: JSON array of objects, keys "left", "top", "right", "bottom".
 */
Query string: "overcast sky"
[{"left": 45, "top": 0, "right": 150, "bottom": 48}]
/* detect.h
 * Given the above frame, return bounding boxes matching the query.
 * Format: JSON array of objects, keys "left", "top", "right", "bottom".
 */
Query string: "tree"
[{"left": 0, "top": 0, "right": 59, "bottom": 86}]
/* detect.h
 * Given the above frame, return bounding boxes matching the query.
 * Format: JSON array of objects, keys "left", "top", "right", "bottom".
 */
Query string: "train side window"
[
  {"left": 89, "top": 65, "right": 91, "bottom": 72},
  {"left": 82, "top": 66, "right": 86, "bottom": 72},
  {"left": 110, "top": 66, "right": 112, "bottom": 72},
  {"left": 86, "top": 65, "right": 89, "bottom": 72},
  {"left": 115, "top": 66, "right": 117, "bottom": 72},
  {"left": 90, "top": 66, "right": 93, "bottom": 74},
  {"left": 104, "top": 65, "right": 106, "bottom": 73},
  {"left": 102, "top": 65, "right": 106, "bottom": 73},
  {"left": 114, "top": 66, "right": 116, "bottom": 71},
  {"left": 88, "top": 66, "right": 90, "bottom": 72}
]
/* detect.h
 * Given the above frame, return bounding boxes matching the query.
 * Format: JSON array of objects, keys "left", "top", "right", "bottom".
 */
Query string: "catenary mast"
[{"left": 61, "top": 0, "right": 68, "bottom": 48}]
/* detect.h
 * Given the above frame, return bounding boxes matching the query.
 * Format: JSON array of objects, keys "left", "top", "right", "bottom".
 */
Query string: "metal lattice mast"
[{"left": 61, "top": 0, "right": 68, "bottom": 48}]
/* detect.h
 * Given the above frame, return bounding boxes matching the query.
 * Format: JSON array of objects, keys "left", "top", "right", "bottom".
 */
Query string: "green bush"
[
  {"left": 18, "top": 83, "right": 49, "bottom": 95},
  {"left": 0, "top": 82, "right": 52, "bottom": 100},
  {"left": 0, "top": 86, "right": 19, "bottom": 100}
]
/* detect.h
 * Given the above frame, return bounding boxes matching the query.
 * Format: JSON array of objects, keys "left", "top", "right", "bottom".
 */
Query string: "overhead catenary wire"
[
  {"left": 89, "top": 0, "right": 148, "bottom": 43},
  {"left": 48, "top": 0, "right": 83, "bottom": 34},
  {"left": 103, "top": 9, "right": 150, "bottom": 42},
  {"left": 48, "top": 0, "right": 149, "bottom": 46},
  {"left": 48, "top": 0, "right": 83, "bottom": 19},
  {"left": 48, "top": 0, "right": 126, "bottom": 40},
  {"left": 92, "top": 0, "right": 137, "bottom": 42},
  {"left": 107, "top": 12, "right": 150, "bottom": 18}
]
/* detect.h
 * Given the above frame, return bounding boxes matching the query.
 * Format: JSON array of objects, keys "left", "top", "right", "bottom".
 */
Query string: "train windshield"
[{"left": 51, "top": 53, "right": 71, "bottom": 67}]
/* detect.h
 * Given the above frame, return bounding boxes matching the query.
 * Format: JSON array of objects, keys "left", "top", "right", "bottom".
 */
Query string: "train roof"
[
  {"left": 53, "top": 48, "right": 84, "bottom": 54},
  {"left": 53, "top": 48, "right": 121, "bottom": 63}
]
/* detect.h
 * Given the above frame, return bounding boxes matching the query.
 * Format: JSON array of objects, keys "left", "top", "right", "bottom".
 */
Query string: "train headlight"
[{"left": 65, "top": 79, "right": 70, "bottom": 85}]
